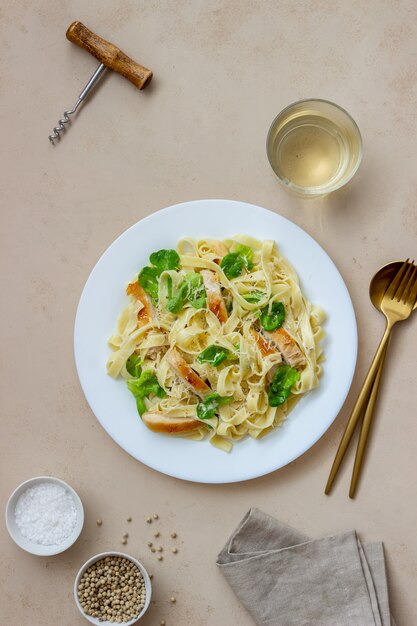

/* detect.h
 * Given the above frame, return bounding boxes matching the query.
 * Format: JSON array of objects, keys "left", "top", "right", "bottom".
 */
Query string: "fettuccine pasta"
[{"left": 107, "top": 236, "right": 325, "bottom": 452}]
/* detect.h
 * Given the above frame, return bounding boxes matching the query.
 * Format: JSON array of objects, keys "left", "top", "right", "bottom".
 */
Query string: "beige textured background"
[{"left": 1, "top": 1, "right": 416, "bottom": 624}]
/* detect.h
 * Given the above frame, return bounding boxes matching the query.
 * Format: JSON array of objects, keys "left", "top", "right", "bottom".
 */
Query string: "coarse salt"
[{"left": 14, "top": 482, "right": 77, "bottom": 546}]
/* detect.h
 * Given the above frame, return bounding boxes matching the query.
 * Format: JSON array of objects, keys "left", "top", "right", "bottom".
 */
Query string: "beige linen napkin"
[{"left": 217, "top": 508, "right": 396, "bottom": 626}]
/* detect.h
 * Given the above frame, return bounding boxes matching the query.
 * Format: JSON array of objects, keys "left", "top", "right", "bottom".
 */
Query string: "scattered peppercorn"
[
  {"left": 153, "top": 513, "right": 159, "bottom": 519},
  {"left": 123, "top": 533, "right": 129, "bottom": 539},
  {"left": 147, "top": 541, "right": 153, "bottom": 547},
  {"left": 121, "top": 538, "right": 127, "bottom": 545},
  {"left": 96, "top": 519, "right": 103, "bottom": 526},
  {"left": 154, "top": 531, "right": 160, "bottom": 538},
  {"left": 171, "top": 547, "right": 178, "bottom": 554},
  {"left": 170, "top": 596, "right": 176, "bottom": 603},
  {"left": 160, "top": 621, "right": 166, "bottom": 626},
  {"left": 127, "top": 516, "right": 132, "bottom": 522},
  {"left": 157, "top": 546, "right": 163, "bottom": 552},
  {"left": 157, "top": 555, "right": 163, "bottom": 561},
  {"left": 146, "top": 517, "right": 152, "bottom": 524},
  {"left": 170, "top": 532, "right": 177, "bottom": 539}
]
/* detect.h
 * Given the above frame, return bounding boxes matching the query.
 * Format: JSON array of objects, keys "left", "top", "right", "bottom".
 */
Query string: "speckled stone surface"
[{"left": 1, "top": 2, "right": 416, "bottom": 624}]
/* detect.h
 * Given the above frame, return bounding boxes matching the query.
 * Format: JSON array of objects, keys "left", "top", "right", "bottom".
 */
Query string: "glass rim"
[{"left": 266, "top": 98, "right": 363, "bottom": 196}]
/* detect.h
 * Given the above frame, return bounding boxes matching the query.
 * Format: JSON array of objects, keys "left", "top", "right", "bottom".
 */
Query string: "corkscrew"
[{"left": 49, "top": 21, "right": 153, "bottom": 144}]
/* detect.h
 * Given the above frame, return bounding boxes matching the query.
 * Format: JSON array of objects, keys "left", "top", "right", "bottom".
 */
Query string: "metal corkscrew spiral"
[{"left": 49, "top": 64, "right": 107, "bottom": 143}]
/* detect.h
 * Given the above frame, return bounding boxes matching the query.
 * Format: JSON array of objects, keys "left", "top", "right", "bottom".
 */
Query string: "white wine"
[
  {"left": 267, "top": 100, "right": 362, "bottom": 196},
  {"left": 274, "top": 117, "right": 343, "bottom": 188}
]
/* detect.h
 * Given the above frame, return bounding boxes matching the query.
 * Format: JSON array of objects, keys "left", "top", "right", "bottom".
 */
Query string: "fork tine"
[
  {"left": 385, "top": 259, "right": 409, "bottom": 299},
  {"left": 403, "top": 263, "right": 417, "bottom": 307},
  {"left": 395, "top": 260, "right": 415, "bottom": 302}
]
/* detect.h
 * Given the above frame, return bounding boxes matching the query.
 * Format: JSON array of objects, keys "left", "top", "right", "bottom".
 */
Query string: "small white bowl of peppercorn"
[{"left": 74, "top": 551, "right": 152, "bottom": 624}]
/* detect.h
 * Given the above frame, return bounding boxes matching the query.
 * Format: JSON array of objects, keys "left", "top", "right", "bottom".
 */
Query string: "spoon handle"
[
  {"left": 325, "top": 322, "right": 393, "bottom": 494},
  {"left": 349, "top": 341, "right": 389, "bottom": 498}
]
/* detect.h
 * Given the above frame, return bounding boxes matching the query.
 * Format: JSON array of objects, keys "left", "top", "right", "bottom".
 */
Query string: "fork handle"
[
  {"left": 349, "top": 341, "right": 389, "bottom": 498},
  {"left": 325, "top": 321, "right": 393, "bottom": 494}
]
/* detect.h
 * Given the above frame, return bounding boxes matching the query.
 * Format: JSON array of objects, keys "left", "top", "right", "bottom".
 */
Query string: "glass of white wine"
[{"left": 266, "top": 99, "right": 362, "bottom": 196}]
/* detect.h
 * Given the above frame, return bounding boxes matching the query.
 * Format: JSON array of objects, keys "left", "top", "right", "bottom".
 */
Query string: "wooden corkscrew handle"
[{"left": 66, "top": 21, "right": 153, "bottom": 90}]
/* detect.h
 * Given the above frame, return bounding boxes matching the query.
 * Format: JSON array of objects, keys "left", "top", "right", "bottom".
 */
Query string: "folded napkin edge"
[
  {"left": 217, "top": 529, "right": 360, "bottom": 568},
  {"left": 217, "top": 508, "right": 253, "bottom": 565}
]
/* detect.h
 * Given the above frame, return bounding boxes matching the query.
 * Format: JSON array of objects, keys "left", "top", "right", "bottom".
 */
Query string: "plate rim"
[{"left": 74, "top": 199, "right": 357, "bottom": 483}]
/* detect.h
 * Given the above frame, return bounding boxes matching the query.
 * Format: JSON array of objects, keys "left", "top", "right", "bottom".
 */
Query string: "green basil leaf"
[
  {"left": 127, "top": 371, "right": 166, "bottom": 416},
  {"left": 126, "top": 353, "right": 142, "bottom": 378},
  {"left": 138, "top": 249, "right": 180, "bottom": 303},
  {"left": 220, "top": 244, "right": 254, "bottom": 278},
  {"left": 166, "top": 278, "right": 188, "bottom": 313},
  {"left": 217, "top": 395, "right": 234, "bottom": 406},
  {"left": 136, "top": 371, "right": 166, "bottom": 398},
  {"left": 135, "top": 396, "right": 147, "bottom": 416},
  {"left": 260, "top": 301, "right": 285, "bottom": 331},
  {"left": 220, "top": 252, "right": 244, "bottom": 279},
  {"left": 138, "top": 266, "right": 159, "bottom": 301},
  {"left": 183, "top": 272, "right": 206, "bottom": 309},
  {"left": 197, "top": 345, "right": 229, "bottom": 366},
  {"left": 235, "top": 244, "right": 254, "bottom": 271},
  {"left": 167, "top": 272, "right": 206, "bottom": 313},
  {"left": 197, "top": 393, "right": 233, "bottom": 420},
  {"left": 166, "top": 290, "right": 186, "bottom": 314},
  {"left": 166, "top": 275, "right": 173, "bottom": 299},
  {"left": 149, "top": 249, "right": 180, "bottom": 272},
  {"left": 268, "top": 365, "right": 300, "bottom": 407},
  {"left": 242, "top": 290, "right": 265, "bottom": 303}
]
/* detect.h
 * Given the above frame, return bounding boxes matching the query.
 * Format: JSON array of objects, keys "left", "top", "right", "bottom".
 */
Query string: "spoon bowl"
[{"left": 370, "top": 260, "right": 417, "bottom": 313}]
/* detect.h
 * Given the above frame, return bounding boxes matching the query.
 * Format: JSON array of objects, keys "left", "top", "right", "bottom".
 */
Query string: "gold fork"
[{"left": 325, "top": 259, "right": 417, "bottom": 495}]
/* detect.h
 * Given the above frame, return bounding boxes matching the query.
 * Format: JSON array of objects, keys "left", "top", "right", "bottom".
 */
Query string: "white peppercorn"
[{"left": 78, "top": 556, "right": 146, "bottom": 622}]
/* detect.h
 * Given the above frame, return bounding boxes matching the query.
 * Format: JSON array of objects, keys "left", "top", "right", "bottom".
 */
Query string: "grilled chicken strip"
[
  {"left": 167, "top": 348, "right": 211, "bottom": 398},
  {"left": 201, "top": 269, "right": 228, "bottom": 323},
  {"left": 251, "top": 328, "right": 304, "bottom": 368},
  {"left": 142, "top": 411, "right": 202, "bottom": 433},
  {"left": 249, "top": 328, "right": 277, "bottom": 357},
  {"left": 264, "top": 328, "right": 305, "bottom": 368},
  {"left": 126, "top": 281, "right": 153, "bottom": 327}
]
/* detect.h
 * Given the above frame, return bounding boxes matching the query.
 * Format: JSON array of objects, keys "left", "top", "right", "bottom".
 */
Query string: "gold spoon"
[{"left": 325, "top": 260, "right": 417, "bottom": 496}]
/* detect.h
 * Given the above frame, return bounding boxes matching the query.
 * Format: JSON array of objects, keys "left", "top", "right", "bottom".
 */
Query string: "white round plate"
[{"left": 74, "top": 200, "right": 357, "bottom": 483}]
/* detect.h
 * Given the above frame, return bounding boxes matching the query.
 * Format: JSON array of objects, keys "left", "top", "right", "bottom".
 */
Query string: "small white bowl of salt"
[{"left": 5, "top": 476, "right": 84, "bottom": 556}]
